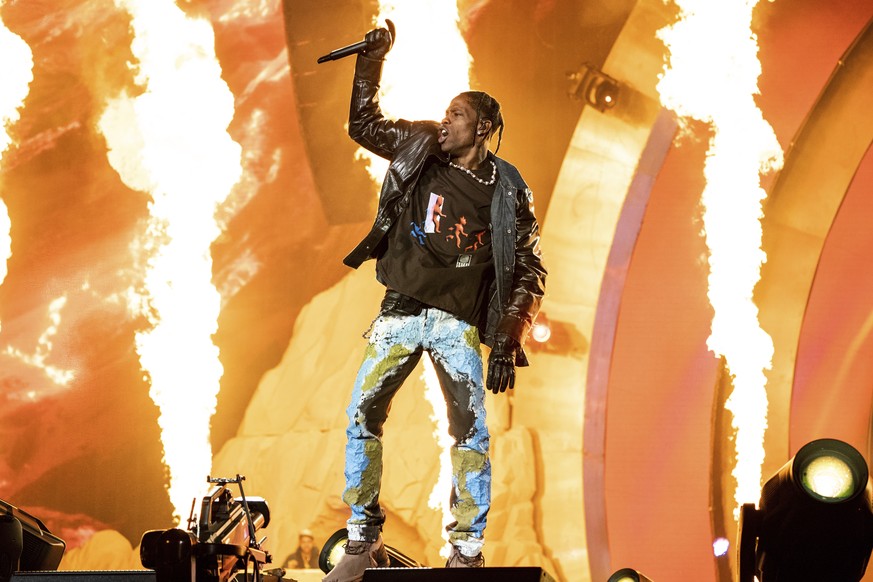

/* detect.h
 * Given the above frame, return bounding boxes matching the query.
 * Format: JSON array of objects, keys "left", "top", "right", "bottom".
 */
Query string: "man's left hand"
[{"left": 486, "top": 334, "right": 518, "bottom": 394}]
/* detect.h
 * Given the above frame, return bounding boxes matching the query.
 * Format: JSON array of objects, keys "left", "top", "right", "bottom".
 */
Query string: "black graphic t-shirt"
[{"left": 376, "top": 157, "right": 497, "bottom": 327}]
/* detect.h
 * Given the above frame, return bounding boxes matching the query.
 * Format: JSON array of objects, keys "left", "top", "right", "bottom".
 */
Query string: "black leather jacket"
[{"left": 343, "top": 54, "right": 546, "bottom": 366}]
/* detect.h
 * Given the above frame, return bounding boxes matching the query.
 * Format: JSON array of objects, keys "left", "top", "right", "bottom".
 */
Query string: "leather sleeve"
[
  {"left": 496, "top": 187, "right": 547, "bottom": 350},
  {"left": 349, "top": 54, "right": 412, "bottom": 159}
]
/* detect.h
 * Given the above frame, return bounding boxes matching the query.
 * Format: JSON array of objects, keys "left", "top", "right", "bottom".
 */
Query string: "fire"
[
  {"left": 0, "top": 200, "right": 9, "bottom": 314},
  {"left": 98, "top": 0, "right": 242, "bottom": 523},
  {"left": 657, "top": 1, "right": 783, "bottom": 514},
  {"left": 0, "top": 5, "right": 34, "bottom": 329},
  {"left": 1, "top": 10, "right": 69, "bottom": 395},
  {"left": 422, "top": 356, "right": 454, "bottom": 540},
  {"left": 0, "top": 3, "right": 31, "bottom": 156},
  {"left": 361, "top": 1, "right": 472, "bottom": 182}
]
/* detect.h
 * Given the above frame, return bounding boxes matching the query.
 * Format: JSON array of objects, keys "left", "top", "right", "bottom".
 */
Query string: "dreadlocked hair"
[{"left": 459, "top": 90, "right": 505, "bottom": 154}]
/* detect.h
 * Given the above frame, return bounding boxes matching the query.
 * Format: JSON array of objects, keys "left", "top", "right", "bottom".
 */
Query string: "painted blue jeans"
[{"left": 342, "top": 306, "right": 491, "bottom": 556}]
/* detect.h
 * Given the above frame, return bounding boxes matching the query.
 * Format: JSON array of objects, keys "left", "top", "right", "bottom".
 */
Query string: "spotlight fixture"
[
  {"left": 607, "top": 567, "right": 654, "bottom": 582},
  {"left": 737, "top": 438, "right": 873, "bottom": 582},
  {"left": 712, "top": 536, "right": 730, "bottom": 557},
  {"left": 531, "top": 313, "right": 552, "bottom": 344},
  {"left": 319, "top": 528, "right": 421, "bottom": 575},
  {"left": 567, "top": 63, "right": 620, "bottom": 112},
  {"left": 141, "top": 475, "right": 272, "bottom": 582}
]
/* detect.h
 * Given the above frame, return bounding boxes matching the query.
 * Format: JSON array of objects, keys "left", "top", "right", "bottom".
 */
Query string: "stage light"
[
  {"left": 737, "top": 438, "right": 873, "bottom": 582},
  {"left": 141, "top": 475, "right": 271, "bottom": 582},
  {"left": 607, "top": 567, "right": 654, "bottom": 582},
  {"left": 531, "top": 318, "right": 552, "bottom": 343},
  {"left": 801, "top": 452, "right": 855, "bottom": 500},
  {"left": 318, "top": 528, "right": 421, "bottom": 575},
  {"left": 712, "top": 536, "right": 730, "bottom": 557},
  {"left": 567, "top": 63, "right": 620, "bottom": 112},
  {"left": 319, "top": 529, "right": 349, "bottom": 574}
]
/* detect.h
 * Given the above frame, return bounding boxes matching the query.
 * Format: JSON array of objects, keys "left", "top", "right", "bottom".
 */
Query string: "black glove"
[
  {"left": 363, "top": 22, "right": 395, "bottom": 59},
  {"left": 486, "top": 334, "right": 518, "bottom": 394}
]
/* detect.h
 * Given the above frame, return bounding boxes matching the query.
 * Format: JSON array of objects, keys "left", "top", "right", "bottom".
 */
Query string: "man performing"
[{"left": 324, "top": 23, "right": 546, "bottom": 582}]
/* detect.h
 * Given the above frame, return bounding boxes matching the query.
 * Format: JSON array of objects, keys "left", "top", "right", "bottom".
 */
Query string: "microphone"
[
  {"left": 317, "top": 39, "right": 368, "bottom": 64},
  {"left": 317, "top": 20, "right": 395, "bottom": 64}
]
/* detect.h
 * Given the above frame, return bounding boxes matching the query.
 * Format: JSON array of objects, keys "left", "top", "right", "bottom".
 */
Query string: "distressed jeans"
[{"left": 342, "top": 305, "right": 491, "bottom": 556}]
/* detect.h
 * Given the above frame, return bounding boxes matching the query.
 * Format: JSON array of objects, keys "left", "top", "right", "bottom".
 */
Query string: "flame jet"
[
  {"left": 657, "top": 0, "right": 784, "bottom": 515},
  {"left": 99, "top": 0, "right": 242, "bottom": 523},
  {"left": 359, "top": 1, "right": 472, "bottom": 183},
  {"left": 0, "top": 5, "right": 34, "bottom": 329}
]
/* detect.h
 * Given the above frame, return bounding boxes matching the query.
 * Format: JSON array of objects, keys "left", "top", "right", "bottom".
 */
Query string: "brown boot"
[
  {"left": 445, "top": 545, "right": 485, "bottom": 568},
  {"left": 322, "top": 535, "right": 389, "bottom": 582}
]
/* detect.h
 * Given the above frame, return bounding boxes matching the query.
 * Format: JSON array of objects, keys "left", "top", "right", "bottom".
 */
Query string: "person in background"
[{"left": 284, "top": 529, "right": 320, "bottom": 569}]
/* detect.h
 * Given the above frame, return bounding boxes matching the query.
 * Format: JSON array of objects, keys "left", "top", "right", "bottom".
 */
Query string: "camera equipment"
[{"left": 140, "top": 475, "right": 271, "bottom": 582}]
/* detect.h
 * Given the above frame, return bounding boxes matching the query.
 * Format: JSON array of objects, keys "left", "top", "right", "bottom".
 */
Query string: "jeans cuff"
[
  {"left": 347, "top": 523, "right": 381, "bottom": 543},
  {"left": 449, "top": 536, "right": 484, "bottom": 557}
]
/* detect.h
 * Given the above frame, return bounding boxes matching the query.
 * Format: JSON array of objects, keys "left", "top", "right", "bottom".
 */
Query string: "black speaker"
[
  {"left": 0, "top": 502, "right": 64, "bottom": 572},
  {"left": 0, "top": 515, "right": 23, "bottom": 582},
  {"left": 361, "top": 567, "right": 556, "bottom": 581},
  {"left": 12, "top": 573, "right": 155, "bottom": 582}
]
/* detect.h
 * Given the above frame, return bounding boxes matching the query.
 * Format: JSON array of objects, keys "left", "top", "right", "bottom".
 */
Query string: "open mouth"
[{"left": 438, "top": 126, "right": 448, "bottom": 143}]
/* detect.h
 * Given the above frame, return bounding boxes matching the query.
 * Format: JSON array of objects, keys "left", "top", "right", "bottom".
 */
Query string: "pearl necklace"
[{"left": 448, "top": 159, "right": 497, "bottom": 186}]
